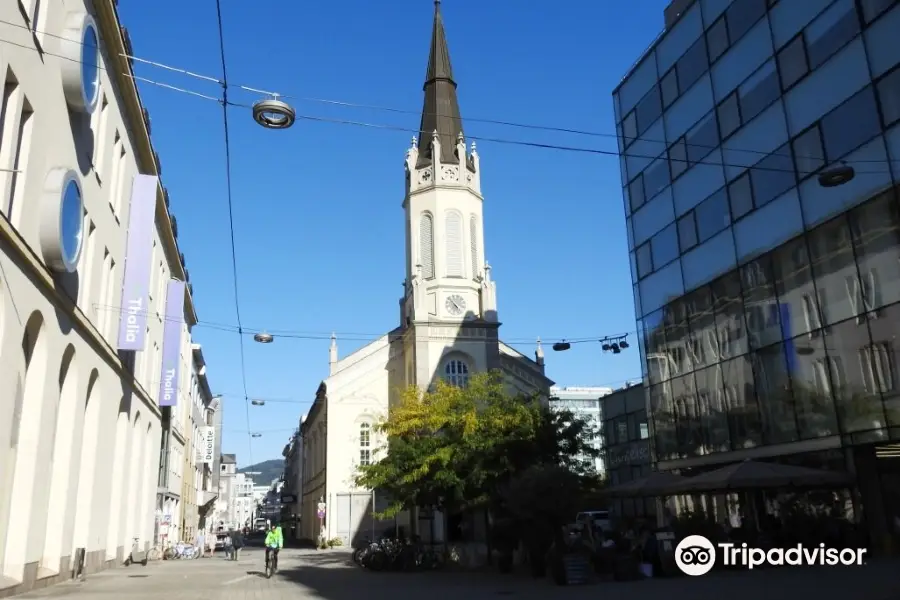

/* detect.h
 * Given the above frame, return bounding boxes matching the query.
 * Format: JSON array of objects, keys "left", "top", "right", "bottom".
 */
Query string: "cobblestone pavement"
[{"left": 12, "top": 547, "right": 900, "bottom": 600}]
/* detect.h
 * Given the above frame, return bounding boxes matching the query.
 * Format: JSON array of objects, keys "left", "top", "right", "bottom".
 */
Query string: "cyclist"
[{"left": 264, "top": 522, "right": 283, "bottom": 573}]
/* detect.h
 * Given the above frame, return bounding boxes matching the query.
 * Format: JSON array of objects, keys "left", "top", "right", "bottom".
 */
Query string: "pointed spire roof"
[{"left": 417, "top": 0, "right": 465, "bottom": 168}]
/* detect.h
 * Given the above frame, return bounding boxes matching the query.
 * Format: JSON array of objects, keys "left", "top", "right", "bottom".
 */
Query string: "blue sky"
[{"left": 119, "top": 0, "right": 669, "bottom": 467}]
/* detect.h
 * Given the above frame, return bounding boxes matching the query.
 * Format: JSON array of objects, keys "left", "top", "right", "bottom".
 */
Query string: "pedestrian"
[
  {"left": 231, "top": 529, "right": 244, "bottom": 561},
  {"left": 207, "top": 531, "right": 216, "bottom": 558},
  {"left": 196, "top": 530, "right": 206, "bottom": 558},
  {"left": 224, "top": 532, "right": 233, "bottom": 560}
]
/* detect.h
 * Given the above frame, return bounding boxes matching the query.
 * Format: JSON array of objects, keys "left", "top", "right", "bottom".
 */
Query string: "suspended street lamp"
[
  {"left": 818, "top": 164, "right": 855, "bottom": 188},
  {"left": 252, "top": 96, "right": 296, "bottom": 130},
  {"left": 552, "top": 341, "right": 571, "bottom": 352},
  {"left": 251, "top": 399, "right": 266, "bottom": 406},
  {"left": 253, "top": 332, "right": 274, "bottom": 344}
]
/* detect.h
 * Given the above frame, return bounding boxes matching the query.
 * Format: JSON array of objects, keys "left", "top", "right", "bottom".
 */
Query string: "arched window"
[
  {"left": 470, "top": 215, "right": 478, "bottom": 279},
  {"left": 419, "top": 213, "right": 434, "bottom": 279},
  {"left": 445, "top": 210, "right": 463, "bottom": 277},
  {"left": 444, "top": 360, "right": 469, "bottom": 387},
  {"left": 359, "top": 422, "right": 371, "bottom": 466}
]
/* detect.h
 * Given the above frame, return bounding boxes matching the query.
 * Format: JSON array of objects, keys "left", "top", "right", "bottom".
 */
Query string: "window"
[
  {"left": 861, "top": 0, "right": 896, "bottom": 23},
  {"left": 739, "top": 60, "right": 780, "bottom": 123},
  {"left": 877, "top": 68, "right": 900, "bottom": 128},
  {"left": 419, "top": 213, "right": 435, "bottom": 279},
  {"left": 695, "top": 187, "right": 730, "bottom": 241},
  {"left": 805, "top": 1, "right": 860, "bottom": 69},
  {"left": 469, "top": 215, "right": 478, "bottom": 279},
  {"left": 678, "top": 212, "right": 698, "bottom": 251},
  {"left": 635, "top": 86, "right": 663, "bottom": 134},
  {"left": 629, "top": 174, "right": 645, "bottom": 212},
  {"left": 728, "top": 172, "right": 754, "bottom": 220},
  {"left": 359, "top": 423, "right": 371, "bottom": 466},
  {"left": 444, "top": 360, "right": 469, "bottom": 387},
  {"left": 643, "top": 156, "right": 670, "bottom": 199},
  {"left": 860, "top": 343, "right": 895, "bottom": 394},
  {"left": 725, "top": 0, "right": 767, "bottom": 43},
  {"left": 445, "top": 210, "right": 463, "bottom": 277},
  {"left": 661, "top": 68, "right": 679, "bottom": 109},
  {"left": 615, "top": 420, "right": 628, "bottom": 444},
  {"left": 636, "top": 242, "right": 653, "bottom": 278},
  {"left": 622, "top": 111, "right": 638, "bottom": 146},
  {"left": 707, "top": 17, "right": 730, "bottom": 64},
  {"left": 820, "top": 86, "right": 880, "bottom": 161},
  {"left": 686, "top": 112, "right": 719, "bottom": 165},
  {"left": 651, "top": 223, "right": 679, "bottom": 269},
  {"left": 717, "top": 93, "right": 741, "bottom": 140},
  {"left": 676, "top": 36, "right": 709, "bottom": 93},
  {"left": 777, "top": 35, "right": 809, "bottom": 91},
  {"left": 792, "top": 125, "right": 825, "bottom": 180},
  {"left": 749, "top": 143, "right": 795, "bottom": 208},
  {"left": 669, "top": 137, "right": 688, "bottom": 179}
]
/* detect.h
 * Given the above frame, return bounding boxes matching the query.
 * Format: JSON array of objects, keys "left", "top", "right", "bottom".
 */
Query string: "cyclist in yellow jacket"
[{"left": 264, "top": 522, "right": 283, "bottom": 573}]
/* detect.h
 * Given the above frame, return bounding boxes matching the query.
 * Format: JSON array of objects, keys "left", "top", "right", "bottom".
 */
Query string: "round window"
[
  {"left": 59, "top": 177, "right": 84, "bottom": 271},
  {"left": 80, "top": 21, "right": 100, "bottom": 112}
]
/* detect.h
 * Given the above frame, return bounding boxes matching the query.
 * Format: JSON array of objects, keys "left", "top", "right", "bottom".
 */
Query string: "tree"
[{"left": 355, "top": 370, "right": 601, "bottom": 518}]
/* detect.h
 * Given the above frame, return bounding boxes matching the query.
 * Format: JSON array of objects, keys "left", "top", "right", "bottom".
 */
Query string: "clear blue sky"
[{"left": 119, "top": 0, "right": 669, "bottom": 467}]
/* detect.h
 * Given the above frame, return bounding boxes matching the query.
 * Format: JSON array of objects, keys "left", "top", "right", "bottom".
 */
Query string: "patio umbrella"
[
  {"left": 668, "top": 459, "right": 852, "bottom": 494},
  {"left": 604, "top": 471, "right": 687, "bottom": 498}
]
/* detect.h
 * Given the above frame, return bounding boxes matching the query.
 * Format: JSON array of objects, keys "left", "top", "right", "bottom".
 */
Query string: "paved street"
[{"left": 11, "top": 546, "right": 900, "bottom": 600}]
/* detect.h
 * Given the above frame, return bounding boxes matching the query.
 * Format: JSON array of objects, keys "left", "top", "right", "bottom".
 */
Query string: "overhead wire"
[
  {"left": 0, "top": 19, "right": 895, "bottom": 173},
  {"left": 210, "top": 0, "right": 255, "bottom": 467}
]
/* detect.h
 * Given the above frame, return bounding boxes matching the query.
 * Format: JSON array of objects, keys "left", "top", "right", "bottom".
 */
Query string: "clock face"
[{"left": 445, "top": 294, "right": 466, "bottom": 316}]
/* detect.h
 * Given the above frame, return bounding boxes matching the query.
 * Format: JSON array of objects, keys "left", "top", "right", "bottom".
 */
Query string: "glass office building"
[{"left": 613, "top": 0, "right": 900, "bottom": 549}]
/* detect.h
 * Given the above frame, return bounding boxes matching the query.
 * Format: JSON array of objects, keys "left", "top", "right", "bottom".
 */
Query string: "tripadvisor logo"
[{"left": 675, "top": 535, "right": 867, "bottom": 576}]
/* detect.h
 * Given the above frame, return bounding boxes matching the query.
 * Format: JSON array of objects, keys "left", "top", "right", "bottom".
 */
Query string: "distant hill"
[{"left": 238, "top": 459, "right": 283, "bottom": 486}]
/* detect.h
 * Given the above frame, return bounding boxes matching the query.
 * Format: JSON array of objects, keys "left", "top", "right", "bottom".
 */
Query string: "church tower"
[{"left": 400, "top": 0, "right": 500, "bottom": 388}]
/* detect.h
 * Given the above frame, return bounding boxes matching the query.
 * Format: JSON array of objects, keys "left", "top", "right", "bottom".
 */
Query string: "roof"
[
  {"left": 221, "top": 454, "right": 237, "bottom": 464},
  {"left": 417, "top": 0, "right": 470, "bottom": 169}
]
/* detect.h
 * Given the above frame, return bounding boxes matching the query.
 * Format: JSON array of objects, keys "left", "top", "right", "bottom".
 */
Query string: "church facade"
[{"left": 299, "top": 1, "right": 553, "bottom": 548}]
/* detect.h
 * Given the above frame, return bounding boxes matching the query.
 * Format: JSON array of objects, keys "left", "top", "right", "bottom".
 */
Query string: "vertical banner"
[
  {"left": 159, "top": 279, "right": 186, "bottom": 407},
  {"left": 197, "top": 426, "right": 215, "bottom": 464},
  {"left": 117, "top": 174, "right": 159, "bottom": 350}
]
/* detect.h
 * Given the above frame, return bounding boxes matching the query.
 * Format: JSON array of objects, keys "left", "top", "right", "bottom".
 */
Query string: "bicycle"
[
  {"left": 147, "top": 544, "right": 164, "bottom": 561},
  {"left": 265, "top": 546, "right": 280, "bottom": 578}
]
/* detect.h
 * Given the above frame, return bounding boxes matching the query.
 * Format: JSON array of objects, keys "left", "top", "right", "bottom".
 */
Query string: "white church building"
[{"left": 299, "top": 1, "right": 553, "bottom": 550}]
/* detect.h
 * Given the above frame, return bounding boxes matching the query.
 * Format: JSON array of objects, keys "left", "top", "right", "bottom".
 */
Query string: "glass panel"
[
  {"left": 686, "top": 112, "right": 719, "bottom": 165},
  {"left": 633, "top": 189, "right": 676, "bottom": 246},
  {"left": 651, "top": 222, "right": 679, "bottom": 269},
  {"left": 739, "top": 59, "right": 781, "bottom": 123},
  {"left": 849, "top": 189, "right": 900, "bottom": 311},
  {"left": 664, "top": 298, "right": 692, "bottom": 377},
  {"left": 649, "top": 383, "right": 678, "bottom": 460},
  {"left": 644, "top": 155, "right": 671, "bottom": 200},
  {"left": 826, "top": 317, "right": 888, "bottom": 433},
  {"left": 636, "top": 86, "right": 663, "bottom": 134},
  {"left": 669, "top": 136, "right": 688, "bottom": 179},
  {"left": 777, "top": 35, "right": 809, "bottom": 90},
  {"left": 676, "top": 36, "right": 709, "bottom": 93},
  {"left": 637, "top": 241, "right": 653, "bottom": 278},
  {"left": 707, "top": 16, "right": 730, "bottom": 64},
  {"left": 725, "top": 0, "right": 767, "bottom": 43},
  {"left": 694, "top": 364, "right": 732, "bottom": 452},
  {"left": 792, "top": 124, "right": 825, "bottom": 181},
  {"left": 734, "top": 188, "right": 805, "bottom": 262},
  {"left": 752, "top": 342, "right": 800, "bottom": 443},
  {"left": 808, "top": 216, "right": 860, "bottom": 325},
  {"left": 629, "top": 174, "right": 646, "bottom": 213},
  {"left": 665, "top": 74, "right": 714, "bottom": 142},
  {"left": 749, "top": 143, "right": 795, "bottom": 209},
  {"left": 728, "top": 172, "right": 754, "bottom": 220},
  {"left": 717, "top": 93, "right": 742, "bottom": 140},
  {"left": 869, "top": 303, "right": 900, "bottom": 428},
  {"left": 821, "top": 85, "right": 881, "bottom": 161},
  {"left": 772, "top": 236, "right": 821, "bottom": 339},
  {"left": 682, "top": 228, "right": 737, "bottom": 290},
  {"left": 695, "top": 187, "right": 730, "bottom": 241},
  {"left": 742, "top": 254, "right": 784, "bottom": 349},
  {"left": 864, "top": 3, "right": 900, "bottom": 78},
  {"left": 861, "top": 0, "right": 896, "bottom": 23},
  {"left": 877, "top": 68, "right": 900, "bottom": 128},
  {"left": 721, "top": 355, "right": 764, "bottom": 448},
  {"left": 644, "top": 309, "right": 667, "bottom": 384},
  {"left": 788, "top": 332, "right": 840, "bottom": 439},
  {"left": 678, "top": 211, "right": 699, "bottom": 252},
  {"left": 673, "top": 149, "right": 727, "bottom": 216},
  {"left": 661, "top": 68, "right": 680, "bottom": 109},
  {"left": 619, "top": 51, "right": 658, "bottom": 116},
  {"left": 711, "top": 270, "right": 749, "bottom": 360},
  {"left": 686, "top": 285, "right": 717, "bottom": 370},
  {"left": 641, "top": 260, "right": 685, "bottom": 327},
  {"left": 805, "top": 0, "right": 861, "bottom": 70},
  {"left": 673, "top": 373, "right": 702, "bottom": 457}
]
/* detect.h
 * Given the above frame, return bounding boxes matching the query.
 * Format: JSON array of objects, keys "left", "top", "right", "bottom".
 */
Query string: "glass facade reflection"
[
  {"left": 600, "top": 385, "right": 654, "bottom": 518},
  {"left": 614, "top": 0, "right": 900, "bottom": 466}
]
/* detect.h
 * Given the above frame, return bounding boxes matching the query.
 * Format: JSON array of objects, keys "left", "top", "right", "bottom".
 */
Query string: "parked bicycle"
[
  {"left": 354, "top": 536, "right": 444, "bottom": 572},
  {"left": 172, "top": 542, "right": 200, "bottom": 559}
]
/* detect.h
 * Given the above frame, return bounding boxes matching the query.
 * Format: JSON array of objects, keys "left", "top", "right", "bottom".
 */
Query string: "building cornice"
[
  {"left": 95, "top": 0, "right": 198, "bottom": 326},
  {"left": 0, "top": 215, "right": 162, "bottom": 420}
]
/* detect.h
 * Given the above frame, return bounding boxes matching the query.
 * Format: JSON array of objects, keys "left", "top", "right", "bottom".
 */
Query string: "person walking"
[
  {"left": 196, "top": 530, "right": 206, "bottom": 559},
  {"left": 231, "top": 529, "right": 244, "bottom": 561}
]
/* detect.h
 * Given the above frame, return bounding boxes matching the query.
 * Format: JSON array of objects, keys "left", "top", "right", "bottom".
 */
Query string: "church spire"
[{"left": 417, "top": 0, "right": 465, "bottom": 168}]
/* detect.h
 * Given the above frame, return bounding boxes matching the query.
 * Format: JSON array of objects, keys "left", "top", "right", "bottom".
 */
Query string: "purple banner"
[
  {"left": 116, "top": 174, "right": 158, "bottom": 350},
  {"left": 159, "top": 279, "right": 185, "bottom": 407}
]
